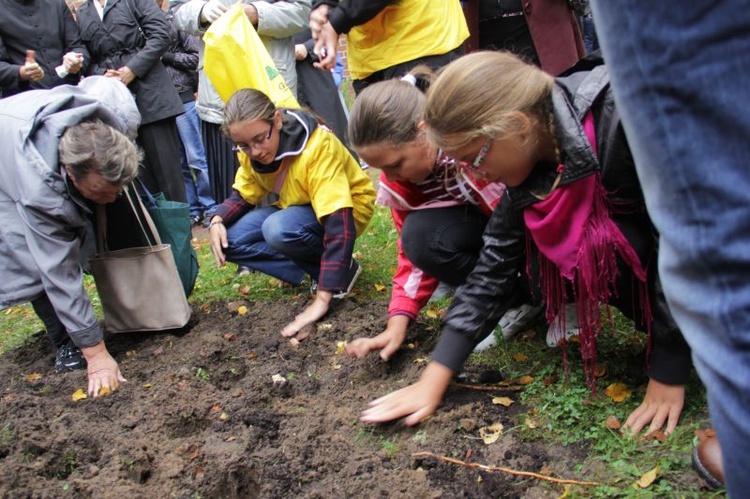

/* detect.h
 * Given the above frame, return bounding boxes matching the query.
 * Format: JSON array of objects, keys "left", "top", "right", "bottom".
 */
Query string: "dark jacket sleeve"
[
  {"left": 314, "top": 0, "right": 398, "bottom": 35},
  {"left": 645, "top": 272, "right": 693, "bottom": 385},
  {"left": 0, "top": 35, "right": 20, "bottom": 91},
  {"left": 431, "top": 195, "right": 528, "bottom": 373},
  {"left": 213, "top": 190, "right": 254, "bottom": 226},
  {"left": 162, "top": 30, "right": 199, "bottom": 71},
  {"left": 125, "top": 0, "right": 172, "bottom": 77},
  {"left": 318, "top": 207, "right": 356, "bottom": 292}
]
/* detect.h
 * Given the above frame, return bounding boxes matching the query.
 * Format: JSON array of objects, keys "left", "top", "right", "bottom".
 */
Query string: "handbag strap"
[
  {"left": 94, "top": 184, "right": 162, "bottom": 252},
  {"left": 124, "top": 185, "right": 162, "bottom": 246},
  {"left": 123, "top": 0, "right": 147, "bottom": 44},
  {"left": 273, "top": 157, "right": 291, "bottom": 194}
]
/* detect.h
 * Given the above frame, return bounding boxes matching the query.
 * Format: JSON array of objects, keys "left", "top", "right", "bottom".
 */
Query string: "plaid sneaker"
[
  {"left": 333, "top": 259, "right": 361, "bottom": 299},
  {"left": 55, "top": 342, "right": 86, "bottom": 373}
]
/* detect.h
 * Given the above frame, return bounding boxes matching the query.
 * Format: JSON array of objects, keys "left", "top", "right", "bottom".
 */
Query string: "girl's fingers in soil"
[
  {"left": 280, "top": 322, "right": 300, "bottom": 337},
  {"left": 345, "top": 338, "right": 374, "bottom": 358}
]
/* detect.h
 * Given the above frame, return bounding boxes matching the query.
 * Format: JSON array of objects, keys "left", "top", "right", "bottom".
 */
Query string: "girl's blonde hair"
[
  {"left": 424, "top": 51, "right": 555, "bottom": 151},
  {"left": 348, "top": 66, "right": 436, "bottom": 148}
]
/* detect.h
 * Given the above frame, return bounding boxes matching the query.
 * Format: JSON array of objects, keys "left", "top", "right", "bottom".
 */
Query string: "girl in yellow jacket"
[{"left": 207, "top": 89, "right": 375, "bottom": 337}]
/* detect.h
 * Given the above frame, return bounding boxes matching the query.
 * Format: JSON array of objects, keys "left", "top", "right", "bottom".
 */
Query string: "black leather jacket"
[{"left": 431, "top": 56, "right": 692, "bottom": 385}]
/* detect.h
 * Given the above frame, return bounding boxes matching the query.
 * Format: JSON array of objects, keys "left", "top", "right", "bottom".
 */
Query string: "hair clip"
[{"left": 400, "top": 74, "right": 417, "bottom": 86}]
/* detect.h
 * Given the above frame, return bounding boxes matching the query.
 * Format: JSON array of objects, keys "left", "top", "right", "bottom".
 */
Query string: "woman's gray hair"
[{"left": 59, "top": 119, "right": 142, "bottom": 184}]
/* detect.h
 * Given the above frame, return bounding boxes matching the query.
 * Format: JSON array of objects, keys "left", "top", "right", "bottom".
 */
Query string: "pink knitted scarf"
[{"left": 523, "top": 113, "right": 650, "bottom": 388}]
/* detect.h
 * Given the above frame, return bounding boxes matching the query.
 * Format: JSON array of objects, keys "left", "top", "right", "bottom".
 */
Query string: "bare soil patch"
[{"left": 1, "top": 296, "right": 611, "bottom": 498}]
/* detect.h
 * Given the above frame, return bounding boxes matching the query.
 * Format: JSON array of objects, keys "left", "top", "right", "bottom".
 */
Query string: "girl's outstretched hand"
[
  {"left": 623, "top": 377, "right": 685, "bottom": 437},
  {"left": 280, "top": 290, "right": 332, "bottom": 337},
  {"left": 360, "top": 361, "right": 453, "bottom": 426},
  {"left": 346, "top": 315, "right": 409, "bottom": 360}
]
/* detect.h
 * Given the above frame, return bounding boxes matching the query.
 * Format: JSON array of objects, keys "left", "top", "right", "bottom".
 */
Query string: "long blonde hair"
[{"left": 424, "top": 51, "right": 555, "bottom": 152}]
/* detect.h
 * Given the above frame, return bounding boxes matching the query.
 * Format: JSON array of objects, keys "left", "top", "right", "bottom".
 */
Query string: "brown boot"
[{"left": 692, "top": 428, "right": 725, "bottom": 489}]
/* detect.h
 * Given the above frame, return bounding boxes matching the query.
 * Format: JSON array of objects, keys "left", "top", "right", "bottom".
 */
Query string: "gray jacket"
[
  {"left": 0, "top": 77, "right": 140, "bottom": 348},
  {"left": 170, "top": 0, "right": 310, "bottom": 124}
]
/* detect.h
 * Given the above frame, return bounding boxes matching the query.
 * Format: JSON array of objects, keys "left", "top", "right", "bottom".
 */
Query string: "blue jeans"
[
  {"left": 592, "top": 1, "right": 750, "bottom": 494},
  {"left": 175, "top": 100, "right": 217, "bottom": 217},
  {"left": 224, "top": 205, "right": 324, "bottom": 284}
]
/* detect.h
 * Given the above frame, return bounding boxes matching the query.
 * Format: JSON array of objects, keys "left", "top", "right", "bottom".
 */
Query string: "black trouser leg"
[{"left": 31, "top": 292, "right": 69, "bottom": 349}]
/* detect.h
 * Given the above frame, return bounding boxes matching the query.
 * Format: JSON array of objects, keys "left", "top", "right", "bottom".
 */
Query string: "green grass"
[
  {"left": 471, "top": 309, "right": 714, "bottom": 496},
  {"left": 0, "top": 190, "right": 715, "bottom": 495}
]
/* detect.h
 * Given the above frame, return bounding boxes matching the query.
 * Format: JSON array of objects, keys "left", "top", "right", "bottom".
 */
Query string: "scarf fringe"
[{"left": 530, "top": 175, "right": 651, "bottom": 391}]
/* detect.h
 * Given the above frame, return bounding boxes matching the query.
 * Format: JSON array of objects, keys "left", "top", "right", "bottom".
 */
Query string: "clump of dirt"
[{"left": 0, "top": 297, "right": 586, "bottom": 498}]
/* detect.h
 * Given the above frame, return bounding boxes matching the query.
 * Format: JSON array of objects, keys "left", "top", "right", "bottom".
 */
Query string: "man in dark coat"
[
  {"left": 76, "top": 0, "right": 187, "bottom": 203},
  {"left": 0, "top": 0, "right": 89, "bottom": 97}
]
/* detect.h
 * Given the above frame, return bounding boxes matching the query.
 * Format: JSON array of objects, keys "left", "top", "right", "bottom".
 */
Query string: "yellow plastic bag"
[{"left": 203, "top": 3, "right": 299, "bottom": 108}]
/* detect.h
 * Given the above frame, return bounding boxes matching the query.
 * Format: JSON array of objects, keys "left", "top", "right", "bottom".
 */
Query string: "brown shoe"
[{"left": 692, "top": 428, "right": 724, "bottom": 489}]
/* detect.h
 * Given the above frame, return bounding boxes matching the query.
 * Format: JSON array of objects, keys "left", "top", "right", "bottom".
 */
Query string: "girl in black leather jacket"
[{"left": 360, "top": 51, "right": 692, "bottom": 438}]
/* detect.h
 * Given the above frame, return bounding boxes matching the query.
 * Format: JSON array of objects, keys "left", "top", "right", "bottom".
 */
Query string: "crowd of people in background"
[{"left": 2, "top": 0, "right": 747, "bottom": 494}]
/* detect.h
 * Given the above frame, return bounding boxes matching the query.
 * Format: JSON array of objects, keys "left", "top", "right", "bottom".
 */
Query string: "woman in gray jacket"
[{"left": 0, "top": 77, "right": 141, "bottom": 397}]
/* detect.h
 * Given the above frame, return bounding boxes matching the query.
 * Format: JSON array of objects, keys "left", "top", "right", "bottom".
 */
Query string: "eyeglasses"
[
  {"left": 463, "top": 134, "right": 495, "bottom": 173},
  {"left": 231, "top": 123, "right": 273, "bottom": 153}
]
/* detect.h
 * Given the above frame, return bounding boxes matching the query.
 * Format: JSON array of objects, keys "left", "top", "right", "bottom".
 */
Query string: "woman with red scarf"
[
  {"left": 360, "top": 51, "right": 692, "bottom": 438},
  {"left": 343, "top": 69, "right": 507, "bottom": 361}
]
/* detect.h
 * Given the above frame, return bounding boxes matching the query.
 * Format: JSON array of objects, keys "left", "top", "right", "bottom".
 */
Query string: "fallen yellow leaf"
[
  {"left": 413, "top": 357, "right": 429, "bottom": 365},
  {"left": 491, "top": 396, "right": 514, "bottom": 407},
  {"left": 513, "top": 353, "right": 528, "bottom": 363},
  {"left": 604, "top": 382, "right": 632, "bottom": 402},
  {"left": 24, "top": 373, "right": 42, "bottom": 382},
  {"left": 635, "top": 465, "right": 659, "bottom": 488},
  {"left": 517, "top": 375, "right": 535, "bottom": 385},
  {"left": 524, "top": 418, "right": 538, "bottom": 429},
  {"left": 142, "top": 383, "right": 153, "bottom": 389},
  {"left": 71, "top": 388, "right": 87, "bottom": 402},
  {"left": 98, "top": 386, "right": 111, "bottom": 396},
  {"left": 334, "top": 341, "right": 347, "bottom": 355},
  {"left": 374, "top": 283, "right": 386, "bottom": 292},
  {"left": 237, "top": 305, "right": 248, "bottom": 315},
  {"left": 219, "top": 412, "right": 229, "bottom": 421},
  {"left": 479, "top": 423, "right": 504, "bottom": 444},
  {"left": 425, "top": 309, "right": 438, "bottom": 319}
]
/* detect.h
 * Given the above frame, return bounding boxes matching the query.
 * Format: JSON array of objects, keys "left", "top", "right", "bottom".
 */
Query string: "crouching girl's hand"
[
  {"left": 360, "top": 361, "right": 453, "bottom": 426},
  {"left": 346, "top": 315, "right": 409, "bottom": 360},
  {"left": 623, "top": 377, "right": 685, "bottom": 437},
  {"left": 280, "top": 289, "right": 332, "bottom": 337}
]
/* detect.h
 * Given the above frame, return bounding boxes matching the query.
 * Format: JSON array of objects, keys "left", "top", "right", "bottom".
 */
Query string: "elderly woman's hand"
[{"left": 81, "top": 342, "right": 127, "bottom": 397}]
